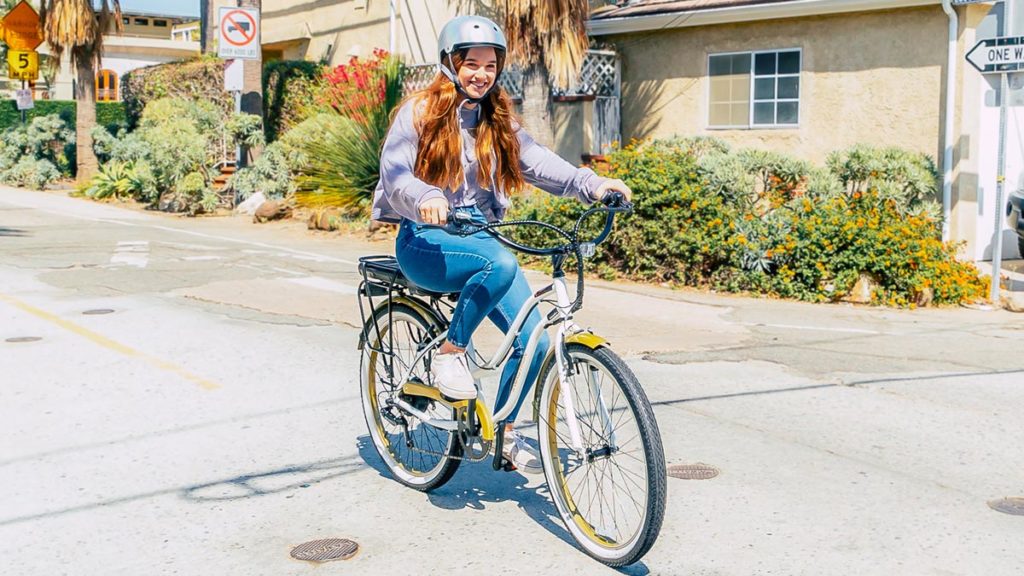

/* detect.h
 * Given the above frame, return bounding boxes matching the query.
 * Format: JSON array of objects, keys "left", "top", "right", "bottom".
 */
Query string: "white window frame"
[{"left": 707, "top": 47, "right": 802, "bottom": 130}]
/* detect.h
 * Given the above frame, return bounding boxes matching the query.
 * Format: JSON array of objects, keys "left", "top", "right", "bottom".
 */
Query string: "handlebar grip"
[{"left": 602, "top": 191, "right": 626, "bottom": 207}]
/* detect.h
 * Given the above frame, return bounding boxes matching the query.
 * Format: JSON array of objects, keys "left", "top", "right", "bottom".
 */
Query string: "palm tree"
[
  {"left": 503, "top": 0, "right": 590, "bottom": 92},
  {"left": 39, "top": 0, "right": 121, "bottom": 182},
  {"left": 500, "top": 0, "right": 590, "bottom": 147}
]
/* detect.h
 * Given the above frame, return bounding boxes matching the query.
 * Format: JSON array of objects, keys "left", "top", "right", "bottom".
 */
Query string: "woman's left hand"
[{"left": 593, "top": 179, "right": 633, "bottom": 203}]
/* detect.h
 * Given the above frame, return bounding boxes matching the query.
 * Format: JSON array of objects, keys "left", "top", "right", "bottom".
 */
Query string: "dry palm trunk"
[{"left": 39, "top": 0, "right": 121, "bottom": 183}]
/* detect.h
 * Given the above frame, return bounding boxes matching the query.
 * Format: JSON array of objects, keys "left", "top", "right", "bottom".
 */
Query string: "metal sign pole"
[
  {"left": 991, "top": 0, "right": 1014, "bottom": 304},
  {"left": 21, "top": 79, "right": 26, "bottom": 124}
]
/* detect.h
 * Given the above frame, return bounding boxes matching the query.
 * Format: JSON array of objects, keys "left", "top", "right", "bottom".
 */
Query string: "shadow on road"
[
  {"left": 355, "top": 435, "right": 652, "bottom": 575},
  {"left": 0, "top": 227, "right": 29, "bottom": 237}
]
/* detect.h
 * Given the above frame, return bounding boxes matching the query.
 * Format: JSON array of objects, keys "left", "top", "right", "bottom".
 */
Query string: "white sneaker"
[
  {"left": 431, "top": 352, "right": 477, "bottom": 400},
  {"left": 503, "top": 430, "right": 543, "bottom": 475}
]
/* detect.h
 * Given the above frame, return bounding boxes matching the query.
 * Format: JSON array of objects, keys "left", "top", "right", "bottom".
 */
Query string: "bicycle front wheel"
[{"left": 537, "top": 343, "right": 666, "bottom": 566}]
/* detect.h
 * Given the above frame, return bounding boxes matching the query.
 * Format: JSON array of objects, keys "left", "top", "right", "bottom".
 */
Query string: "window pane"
[
  {"left": 710, "top": 77, "right": 732, "bottom": 102},
  {"left": 755, "top": 52, "right": 776, "bottom": 76},
  {"left": 754, "top": 77, "right": 775, "bottom": 100},
  {"left": 731, "top": 103, "right": 749, "bottom": 125},
  {"left": 710, "top": 103, "right": 732, "bottom": 126},
  {"left": 733, "top": 53, "right": 751, "bottom": 74},
  {"left": 732, "top": 76, "right": 750, "bottom": 100},
  {"left": 777, "top": 102, "right": 799, "bottom": 124},
  {"left": 778, "top": 76, "right": 800, "bottom": 99},
  {"left": 753, "top": 102, "right": 775, "bottom": 124},
  {"left": 778, "top": 51, "right": 800, "bottom": 74},
  {"left": 709, "top": 55, "right": 731, "bottom": 76}
]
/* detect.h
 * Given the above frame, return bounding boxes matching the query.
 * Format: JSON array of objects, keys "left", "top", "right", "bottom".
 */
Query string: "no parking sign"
[{"left": 218, "top": 7, "right": 260, "bottom": 60}]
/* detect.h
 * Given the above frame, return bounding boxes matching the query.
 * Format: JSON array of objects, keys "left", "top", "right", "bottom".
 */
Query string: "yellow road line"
[{"left": 0, "top": 293, "right": 221, "bottom": 390}]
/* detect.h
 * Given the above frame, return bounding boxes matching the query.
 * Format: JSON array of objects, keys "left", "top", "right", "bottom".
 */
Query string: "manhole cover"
[
  {"left": 5, "top": 337, "right": 42, "bottom": 343},
  {"left": 988, "top": 497, "right": 1024, "bottom": 516},
  {"left": 82, "top": 309, "right": 115, "bottom": 315},
  {"left": 667, "top": 463, "right": 720, "bottom": 480},
  {"left": 290, "top": 538, "right": 359, "bottom": 563}
]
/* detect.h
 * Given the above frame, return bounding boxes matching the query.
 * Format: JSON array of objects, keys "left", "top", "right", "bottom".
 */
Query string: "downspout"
[
  {"left": 941, "top": 0, "right": 958, "bottom": 242},
  {"left": 389, "top": 0, "right": 397, "bottom": 54}
]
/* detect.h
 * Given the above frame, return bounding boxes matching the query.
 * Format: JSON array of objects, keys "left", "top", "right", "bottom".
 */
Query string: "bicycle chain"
[{"left": 408, "top": 438, "right": 494, "bottom": 462}]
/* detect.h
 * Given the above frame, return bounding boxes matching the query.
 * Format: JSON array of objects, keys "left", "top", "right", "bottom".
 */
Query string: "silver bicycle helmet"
[{"left": 436, "top": 15, "right": 507, "bottom": 102}]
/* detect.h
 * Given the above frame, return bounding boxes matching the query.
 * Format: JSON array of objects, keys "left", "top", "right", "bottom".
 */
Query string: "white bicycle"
[{"left": 356, "top": 193, "right": 666, "bottom": 566}]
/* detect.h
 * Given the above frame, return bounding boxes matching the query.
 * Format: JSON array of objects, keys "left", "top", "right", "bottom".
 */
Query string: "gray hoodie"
[{"left": 371, "top": 100, "right": 606, "bottom": 224}]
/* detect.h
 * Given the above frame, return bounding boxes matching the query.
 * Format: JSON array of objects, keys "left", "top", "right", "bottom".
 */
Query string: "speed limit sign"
[{"left": 6, "top": 49, "right": 38, "bottom": 81}]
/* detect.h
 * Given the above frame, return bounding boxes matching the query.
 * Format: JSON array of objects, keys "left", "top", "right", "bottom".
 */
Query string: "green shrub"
[
  {"left": 263, "top": 60, "right": 322, "bottom": 142},
  {"left": 506, "top": 138, "right": 986, "bottom": 308},
  {"left": 87, "top": 97, "right": 246, "bottom": 212},
  {"left": 0, "top": 114, "right": 74, "bottom": 188},
  {"left": 0, "top": 101, "right": 126, "bottom": 134},
  {"left": 0, "top": 157, "right": 60, "bottom": 189},
  {"left": 510, "top": 141, "right": 739, "bottom": 284},
  {"left": 122, "top": 55, "right": 233, "bottom": 128}
]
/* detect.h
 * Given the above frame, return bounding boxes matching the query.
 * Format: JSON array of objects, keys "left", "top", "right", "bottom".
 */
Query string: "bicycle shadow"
[{"left": 356, "top": 435, "right": 652, "bottom": 575}]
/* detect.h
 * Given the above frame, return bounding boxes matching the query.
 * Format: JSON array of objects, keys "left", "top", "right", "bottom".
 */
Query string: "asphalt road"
[{"left": 2, "top": 186, "right": 1022, "bottom": 576}]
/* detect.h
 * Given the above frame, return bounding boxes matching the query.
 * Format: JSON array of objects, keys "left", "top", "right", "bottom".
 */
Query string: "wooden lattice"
[{"left": 553, "top": 50, "right": 619, "bottom": 97}]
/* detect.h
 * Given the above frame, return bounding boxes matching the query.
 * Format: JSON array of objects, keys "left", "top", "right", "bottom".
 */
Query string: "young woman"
[{"left": 371, "top": 15, "right": 632, "bottom": 473}]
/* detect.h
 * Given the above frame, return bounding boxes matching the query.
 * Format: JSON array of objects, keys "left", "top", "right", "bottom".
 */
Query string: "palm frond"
[
  {"left": 503, "top": 0, "right": 589, "bottom": 90},
  {"left": 39, "top": 0, "right": 122, "bottom": 66}
]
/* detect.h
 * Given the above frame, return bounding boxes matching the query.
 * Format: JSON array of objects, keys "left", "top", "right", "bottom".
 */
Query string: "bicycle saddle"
[{"left": 359, "top": 255, "right": 459, "bottom": 300}]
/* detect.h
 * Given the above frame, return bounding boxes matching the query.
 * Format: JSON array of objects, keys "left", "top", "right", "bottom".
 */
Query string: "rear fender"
[{"left": 357, "top": 295, "right": 446, "bottom": 351}]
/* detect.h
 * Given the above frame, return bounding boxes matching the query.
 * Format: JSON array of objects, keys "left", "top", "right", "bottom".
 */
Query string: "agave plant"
[{"left": 295, "top": 55, "right": 404, "bottom": 212}]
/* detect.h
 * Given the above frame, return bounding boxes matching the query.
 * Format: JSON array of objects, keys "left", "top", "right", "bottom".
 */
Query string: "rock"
[
  {"left": 843, "top": 272, "right": 878, "bottom": 304},
  {"left": 307, "top": 209, "right": 339, "bottom": 231},
  {"left": 914, "top": 286, "right": 934, "bottom": 308},
  {"left": 235, "top": 192, "right": 266, "bottom": 216},
  {"left": 1001, "top": 291, "right": 1024, "bottom": 313},
  {"left": 157, "top": 192, "right": 185, "bottom": 213},
  {"left": 253, "top": 200, "right": 292, "bottom": 223}
]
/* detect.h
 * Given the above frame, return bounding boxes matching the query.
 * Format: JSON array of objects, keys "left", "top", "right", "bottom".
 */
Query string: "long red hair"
[{"left": 405, "top": 50, "right": 525, "bottom": 196}]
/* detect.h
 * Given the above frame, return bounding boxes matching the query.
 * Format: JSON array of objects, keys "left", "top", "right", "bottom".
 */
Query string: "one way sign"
[{"left": 966, "top": 36, "right": 1024, "bottom": 74}]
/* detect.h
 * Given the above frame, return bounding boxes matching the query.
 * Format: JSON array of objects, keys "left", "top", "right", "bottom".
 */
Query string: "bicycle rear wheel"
[
  {"left": 360, "top": 302, "right": 461, "bottom": 491},
  {"left": 537, "top": 343, "right": 666, "bottom": 566}
]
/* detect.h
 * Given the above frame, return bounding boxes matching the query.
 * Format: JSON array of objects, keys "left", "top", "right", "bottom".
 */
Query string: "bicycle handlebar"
[{"left": 438, "top": 192, "right": 633, "bottom": 313}]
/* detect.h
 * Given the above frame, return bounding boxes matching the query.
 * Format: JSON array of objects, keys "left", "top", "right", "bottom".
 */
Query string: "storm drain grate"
[
  {"left": 82, "top": 309, "right": 115, "bottom": 315},
  {"left": 667, "top": 463, "right": 720, "bottom": 480},
  {"left": 290, "top": 538, "right": 359, "bottom": 563},
  {"left": 6, "top": 337, "right": 42, "bottom": 343},
  {"left": 988, "top": 498, "right": 1024, "bottom": 516}
]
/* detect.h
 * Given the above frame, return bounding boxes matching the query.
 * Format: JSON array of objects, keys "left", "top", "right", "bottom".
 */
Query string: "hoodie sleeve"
[
  {"left": 378, "top": 101, "right": 445, "bottom": 222},
  {"left": 517, "top": 127, "right": 606, "bottom": 203}
]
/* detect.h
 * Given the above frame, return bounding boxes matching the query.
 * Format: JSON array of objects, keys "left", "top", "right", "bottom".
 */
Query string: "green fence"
[{"left": 0, "top": 100, "right": 127, "bottom": 132}]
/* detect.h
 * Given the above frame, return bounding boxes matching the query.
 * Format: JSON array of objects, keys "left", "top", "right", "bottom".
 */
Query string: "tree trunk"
[
  {"left": 521, "top": 65, "right": 556, "bottom": 149},
  {"left": 74, "top": 55, "right": 98, "bottom": 183},
  {"left": 200, "top": 0, "right": 218, "bottom": 55}
]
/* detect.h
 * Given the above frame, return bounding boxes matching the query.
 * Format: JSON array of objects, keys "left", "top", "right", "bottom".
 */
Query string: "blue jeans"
[{"left": 395, "top": 206, "right": 550, "bottom": 421}]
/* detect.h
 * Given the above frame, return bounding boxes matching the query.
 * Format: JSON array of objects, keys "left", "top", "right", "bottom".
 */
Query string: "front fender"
[{"left": 530, "top": 332, "right": 609, "bottom": 422}]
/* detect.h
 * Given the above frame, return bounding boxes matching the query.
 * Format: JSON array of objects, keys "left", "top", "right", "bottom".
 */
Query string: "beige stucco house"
[
  {"left": 42, "top": 7, "right": 199, "bottom": 102},
  {"left": 259, "top": 0, "right": 1017, "bottom": 261}
]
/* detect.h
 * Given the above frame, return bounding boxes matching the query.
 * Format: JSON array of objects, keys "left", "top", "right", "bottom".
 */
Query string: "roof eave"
[{"left": 588, "top": 0, "right": 944, "bottom": 35}]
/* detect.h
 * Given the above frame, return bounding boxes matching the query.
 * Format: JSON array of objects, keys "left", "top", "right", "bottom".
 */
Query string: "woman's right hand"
[{"left": 419, "top": 197, "right": 450, "bottom": 225}]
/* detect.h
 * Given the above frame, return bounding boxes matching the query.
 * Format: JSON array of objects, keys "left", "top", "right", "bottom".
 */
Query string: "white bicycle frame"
[{"left": 383, "top": 273, "right": 596, "bottom": 455}]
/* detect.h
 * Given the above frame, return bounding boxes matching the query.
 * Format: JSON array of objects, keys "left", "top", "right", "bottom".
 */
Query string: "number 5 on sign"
[{"left": 7, "top": 50, "right": 39, "bottom": 81}]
